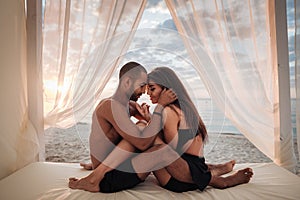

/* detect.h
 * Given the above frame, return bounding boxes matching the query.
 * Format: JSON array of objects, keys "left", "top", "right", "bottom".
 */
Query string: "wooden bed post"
[
  {"left": 26, "top": 0, "right": 45, "bottom": 161},
  {"left": 270, "top": 0, "right": 297, "bottom": 171}
]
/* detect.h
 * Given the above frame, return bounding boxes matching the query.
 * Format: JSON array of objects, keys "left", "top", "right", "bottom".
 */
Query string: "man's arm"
[
  {"left": 86, "top": 117, "right": 149, "bottom": 181},
  {"left": 99, "top": 101, "right": 160, "bottom": 151},
  {"left": 101, "top": 89, "right": 176, "bottom": 151}
]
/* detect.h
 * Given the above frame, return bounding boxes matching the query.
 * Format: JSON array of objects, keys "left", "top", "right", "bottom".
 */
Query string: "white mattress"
[{"left": 0, "top": 162, "right": 299, "bottom": 200}]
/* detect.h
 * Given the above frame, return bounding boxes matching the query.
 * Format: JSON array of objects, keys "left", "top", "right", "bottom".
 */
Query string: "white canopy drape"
[
  {"left": 0, "top": 0, "right": 40, "bottom": 179},
  {"left": 165, "top": 0, "right": 296, "bottom": 170},
  {"left": 42, "top": 0, "right": 297, "bottom": 171},
  {"left": 43, "top": 0, "right": 147, "bottom": 128}
]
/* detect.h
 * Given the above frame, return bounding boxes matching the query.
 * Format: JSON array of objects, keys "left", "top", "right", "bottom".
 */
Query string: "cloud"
[
  {"left": 147, "top": 0, "right": 162, "bottom": 9},
  {"left": 157, "top": 19, "right": 177, "bottom": 31}
]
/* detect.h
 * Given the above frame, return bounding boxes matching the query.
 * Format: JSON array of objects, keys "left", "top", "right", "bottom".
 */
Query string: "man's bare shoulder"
[
  {"left": 95, "top": 98, "right": 124, "bottom": 116},
  {"left": 97, "top": 98, "right": 112, "bottom": 106},
  {"left": 95, "top": 98, "right": 113, "bottom": 116}
]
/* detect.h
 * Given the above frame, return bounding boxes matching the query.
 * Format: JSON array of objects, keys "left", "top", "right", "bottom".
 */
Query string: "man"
[{"left": 69, "top": 61, "right": 177, "bottom": 192}]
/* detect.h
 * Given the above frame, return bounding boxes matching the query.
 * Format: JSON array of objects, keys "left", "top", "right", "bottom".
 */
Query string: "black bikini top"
[{"left": 176, "top": 129, "right": 198, "bottom": 153}]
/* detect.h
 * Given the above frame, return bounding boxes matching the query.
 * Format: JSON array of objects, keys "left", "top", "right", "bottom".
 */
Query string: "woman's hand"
[{"left": 157, "top": 88, "right": 177, "bottom": 107}]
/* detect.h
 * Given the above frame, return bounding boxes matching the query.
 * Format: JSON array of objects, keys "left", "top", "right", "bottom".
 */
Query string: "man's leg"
[
  {"left": 99, "top": 160, "right": 149, "bottom": 193},
  {"left": 69, "top": 139, "right": 137, "bottom": 192}
]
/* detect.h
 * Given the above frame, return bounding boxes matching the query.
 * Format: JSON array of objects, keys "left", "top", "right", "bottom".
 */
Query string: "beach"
[{"left": 45, "top": 122, "right": 300, "bottom": 175}]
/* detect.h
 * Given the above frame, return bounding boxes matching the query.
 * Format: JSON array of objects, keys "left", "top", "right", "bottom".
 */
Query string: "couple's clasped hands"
[{"left": 130, "top": 88, "right": 177, "bottom": 121}]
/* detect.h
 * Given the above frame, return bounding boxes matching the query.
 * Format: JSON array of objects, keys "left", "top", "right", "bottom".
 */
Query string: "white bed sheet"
[{"left": 0, "top": 162, "right": 299, "bottom": 200}]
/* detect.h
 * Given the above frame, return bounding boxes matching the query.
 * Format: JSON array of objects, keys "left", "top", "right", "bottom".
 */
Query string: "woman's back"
[{"left": 162, "top": 104, "right": 204, "bottom": 157}]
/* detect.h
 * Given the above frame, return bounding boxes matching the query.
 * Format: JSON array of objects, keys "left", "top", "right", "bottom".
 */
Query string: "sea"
[{"left": 80, "top": 98, "right": 297, "bottom": 136}]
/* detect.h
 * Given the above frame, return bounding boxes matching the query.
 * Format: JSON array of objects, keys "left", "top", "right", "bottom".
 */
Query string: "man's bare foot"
[
  {"left": 208, "top": 160, "right": 236, "bottom": 176},
  {"left": 80, "top": 162, "right": 93, "bottom": 170},
  {"left": 209, "top": 167, "right": 253, "bottom": 189},
  {"left": 69, "top": 175, "right": 100, "bottom": 192}
]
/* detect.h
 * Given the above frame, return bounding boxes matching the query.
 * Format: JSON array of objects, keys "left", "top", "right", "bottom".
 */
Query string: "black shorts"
[
  {"left": 163, "top": 153, "right": 211, "bottom": 192},
  {"left": 163, "top": 177, "right": 199, "bottom": 192},
  {"left": 99, "top": 159, "right": 143, "bottom": 193}
]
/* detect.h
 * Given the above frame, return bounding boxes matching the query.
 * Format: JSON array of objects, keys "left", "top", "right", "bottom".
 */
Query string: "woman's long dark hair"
[{"left": 148, "top": 67, "right": 208, "bottom": 142}]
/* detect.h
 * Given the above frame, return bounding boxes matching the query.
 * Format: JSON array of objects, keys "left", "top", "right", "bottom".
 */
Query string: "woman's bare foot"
[
  {"left": 80, "top": 162, "right": 93, "bottom": 170},
  {"left": 210, "top": 167, "right": 253, "bottom": 189},
  {"left": 208, "top": 160, "right": 236, "bottom": 176},
  {"left": 68, "top": 174, "right": 100, "bottom": 192},
  {"left": 224, "top": 168, "right": 253, "bottom": 188}
]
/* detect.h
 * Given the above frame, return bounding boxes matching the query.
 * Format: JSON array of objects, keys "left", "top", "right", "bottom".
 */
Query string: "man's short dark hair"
[{"left": 119, "top": 62, "right": 147, "bottom": 80}]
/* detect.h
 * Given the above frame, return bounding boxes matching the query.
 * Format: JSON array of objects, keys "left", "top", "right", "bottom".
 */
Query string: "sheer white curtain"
[
  {"left": 165, "top": 0, "right": 296, "bottom": 170},
  {"left": 0, "top": 0, "right": 40, "bottom": 179},
  {"left": 43, "top": 0, "right": 146, "bottom": 128}
]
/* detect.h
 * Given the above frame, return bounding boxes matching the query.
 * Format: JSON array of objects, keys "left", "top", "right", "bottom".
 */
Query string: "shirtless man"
[{"left": 69, "top": 62, "right": 177, "bottom": 192}]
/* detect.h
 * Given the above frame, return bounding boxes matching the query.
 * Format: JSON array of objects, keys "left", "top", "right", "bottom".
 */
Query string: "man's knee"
[{"left": 137, "top": 172, "right": 151, "bottom": 181}]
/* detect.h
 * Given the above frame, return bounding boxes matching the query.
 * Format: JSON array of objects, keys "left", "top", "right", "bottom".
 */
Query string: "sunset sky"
[
  {"left": 100, "top": 0, "right": 297, "bottom": 99},
  {"left": 42, "top": 0, "right": 298, "bottom": 129}
]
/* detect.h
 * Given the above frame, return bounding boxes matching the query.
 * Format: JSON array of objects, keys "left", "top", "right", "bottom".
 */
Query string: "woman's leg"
[
  {"left": 209, "top": 168, "right": 253, "bottom": 189},
  {"left": 207, "top": 160, "right": 236, "bottom": 176},
  {"left": 131, "top": 142, "right": 193, "bottom": 183},
  {"left": 153, "top": 168, "right": 172, "bottom": 186}
]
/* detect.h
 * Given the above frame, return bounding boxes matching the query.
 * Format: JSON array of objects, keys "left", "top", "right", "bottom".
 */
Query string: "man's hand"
[
  {"left": 135, "top": 102, "right": 151, "bottom": 122},
  {"left": 129, "top": 101, "right": 150, "bottom": 121},
  {"left": 129, "top": 100, "right": 138, "bottom": 116}
]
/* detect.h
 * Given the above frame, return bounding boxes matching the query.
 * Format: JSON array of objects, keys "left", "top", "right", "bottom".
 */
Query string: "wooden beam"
[
  {"left": 271, "top": 0, "right": 296, "bottom": 171},
  {"left": 26, "top": 0, "right": 44, "bottom": 161}
]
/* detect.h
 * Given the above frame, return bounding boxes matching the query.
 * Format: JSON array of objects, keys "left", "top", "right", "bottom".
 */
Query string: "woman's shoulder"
[
  {"left": 164, "top": 104, "right": 180, "bottom": 113},
  {"left": 163, "top": 104, "right": 181, "bottom": 120}
]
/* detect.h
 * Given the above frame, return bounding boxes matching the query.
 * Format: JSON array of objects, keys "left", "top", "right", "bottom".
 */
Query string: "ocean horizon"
[{"left": 79, "top": 98, "right": 297, "bottom": 136}]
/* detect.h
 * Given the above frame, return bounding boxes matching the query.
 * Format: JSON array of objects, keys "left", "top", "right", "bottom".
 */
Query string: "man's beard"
[
  {"left": 129, "top": 84, "right": 143, "bottom": 102},
  {"left": 130, "top": 92, "right": 140, "bottom": 102}
]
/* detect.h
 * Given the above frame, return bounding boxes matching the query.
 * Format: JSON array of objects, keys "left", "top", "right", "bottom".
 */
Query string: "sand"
[{"left": 45, "top": 122, "right": 300, "bottom": 175}]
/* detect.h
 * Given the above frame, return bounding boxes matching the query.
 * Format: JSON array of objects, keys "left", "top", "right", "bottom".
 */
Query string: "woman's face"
[{"left": 147, "top": 81, "right": 163, "bottom": 104}]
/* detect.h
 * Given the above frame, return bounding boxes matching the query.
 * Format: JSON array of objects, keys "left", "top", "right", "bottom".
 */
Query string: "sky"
[
  {"left": 42, "top": 0, "right": 298, "bottom": 99},
  {"left": 286, "top": 0, "right": 297, "bottom": 98},
  {"left": 101, "top": 0, "right": 206, "bottom": 100},
  {"left": 42, "top": 0, "right": 298, "bottom": 129},
  {"left": 100, "top": 0, "right": 298, "bottom": 100},
  {"left": 98, "top": 0, "right": 298, "bottom": 134}
]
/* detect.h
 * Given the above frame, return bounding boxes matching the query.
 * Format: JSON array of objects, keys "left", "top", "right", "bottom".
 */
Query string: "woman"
[{"left": 137, "top": 67, "right": 253, "bottom": 192}]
